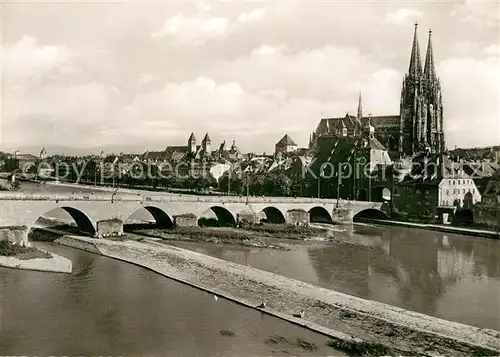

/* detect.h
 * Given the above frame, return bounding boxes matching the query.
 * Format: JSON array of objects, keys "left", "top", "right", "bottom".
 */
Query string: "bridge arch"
[
  {"left": 353, "top": 208, "right": 389, "bottom": 221},
  {"left": 32, "top": 206, "right": 96, "bottom": 237},
  {"left": 309, "top": 206, "right": 333, "bottom": 223},
  {"left": 207, "top": 206, "right": 236, "bottom": 227},
  {"left": 125, "top": 206, "right": 174, "bottom": 229},
  {"left": 261, "top": 207, "right": 286, "bottom": 224}
]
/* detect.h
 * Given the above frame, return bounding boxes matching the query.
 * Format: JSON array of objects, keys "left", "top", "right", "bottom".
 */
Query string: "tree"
[
  {"left": 263, "top": 172, "right": 292, "bottom": 196},
  {"left": 219, "top": 171, "right": 243, "bottom": 194}
]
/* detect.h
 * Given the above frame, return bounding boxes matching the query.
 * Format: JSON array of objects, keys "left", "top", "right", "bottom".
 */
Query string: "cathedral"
[{"left": 310, "top": 23, "right": 445, "bottom": 159}]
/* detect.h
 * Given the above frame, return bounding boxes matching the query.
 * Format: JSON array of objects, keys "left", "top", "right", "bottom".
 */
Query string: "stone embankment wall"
[
  {"left": 56, "top": 235, "right": 500, "bottom": 356},
  {"left": 55, "top": 236, "right": 101, "bottom": 254}
]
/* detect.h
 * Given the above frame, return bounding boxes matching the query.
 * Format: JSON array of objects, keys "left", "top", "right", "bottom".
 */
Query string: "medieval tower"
[
  {"left": 399, "top": 23, "right": 445, "bottom": 157},
  {"left": 188, "top": 132, "right": 197, "bottom": 153},
  {"left": 202, "top": 133, "right": 212, "bottom": 155}
]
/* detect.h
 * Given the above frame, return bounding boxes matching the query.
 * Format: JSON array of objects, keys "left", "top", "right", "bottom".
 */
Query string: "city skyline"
[{"left": 1, "top": 1, "right": 499, "bottom": 155}]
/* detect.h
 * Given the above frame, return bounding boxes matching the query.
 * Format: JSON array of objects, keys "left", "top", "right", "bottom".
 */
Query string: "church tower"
[
  {"left": 357, "top": 92, "right": 363, "bottom": 120},
  {"left": 399, "top": 23, "right": 445, "bottom": 157},
  {"left": 423, "top": 29, "right": 445, "bottom": 154},
  {"left": 202, "top": 133, "right": 212, "bottom": 155},
  {"left": 188, "top": 132, "right": 197, "bottom": 153},
  {"left": 399, "top": 22, "right": 425, "bottom": 157}
]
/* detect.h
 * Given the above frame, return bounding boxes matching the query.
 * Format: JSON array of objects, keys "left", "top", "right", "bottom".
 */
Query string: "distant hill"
[
  {"left": 0, "top": 144, "right": 160, "bottom": 157},
  {"left": 449, "top": 145, "right": 500, "bottom": 161}
]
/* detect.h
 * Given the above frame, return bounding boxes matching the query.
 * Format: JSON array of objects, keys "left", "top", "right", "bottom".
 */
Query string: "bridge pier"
[
  {"left": 173, "top": 214, "right": 198, "bottom": 227},
  {"left": 285, "top": 209, "right": 310, "bottom": 225},
  {"left": 96, "top": 219, "right": 124, "bottom": 238},
  {"left": 331, "top": 208, "right": 353, "bottom": 224},
  {"left": 0, "top": 226, "right": 31, "bottom": 247}
]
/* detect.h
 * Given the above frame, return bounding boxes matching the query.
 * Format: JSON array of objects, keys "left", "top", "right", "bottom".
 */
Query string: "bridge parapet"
[{"left": 0, "top": 192, "right": 371, "bottom": 206}]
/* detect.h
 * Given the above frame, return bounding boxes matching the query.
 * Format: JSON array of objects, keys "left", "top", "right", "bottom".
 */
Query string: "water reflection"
[
  {"left": 174, "top": 224, "right": 500, "bottom": 330},
  {"left": 313, "top": 225, "right": 500, "bottom": 330},
  {"left": 1, "top": 243, "right": 344, "bottom": 356}
]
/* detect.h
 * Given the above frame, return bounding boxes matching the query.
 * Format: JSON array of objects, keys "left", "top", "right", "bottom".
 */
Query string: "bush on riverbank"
[
  {"left": 220, "top": 329, "right": 235, "bottom": 337},
  {"left": 0, "top": 240, "right": 51, "bottom": 260},
  {"left": 239, "top": 223, "right": 326, "bottom": 238},
  {"left": 134, "top": 227, "right": 288, "bottom": 250},
  {"left": 327, "top": 338, "right": 394, "bottom": 356},
  {"left": 29, "top": 226, "right": 77, "bottom": 242},
  {"left": 264, "top": 335, "right": 318, "bottom": 351},
  {"left": 131, "top": 222, "right": 326, "bottom": 241}
]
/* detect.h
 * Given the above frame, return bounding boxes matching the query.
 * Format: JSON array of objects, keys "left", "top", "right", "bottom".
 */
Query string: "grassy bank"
[
  {"left": 134, "top": 226, "right": 289, "bottom": 250},
  {"left": 0, "top": 240, "right": 51, "bottom": 260},
  {"left": 128, "top": 223, "right": 329, "bottom": 250},
  {"left": 238, "top": 223, "right": 327, "bottom": 238},
  {"left": 29, "top": 226, "right": 78, "bottom": 242}
]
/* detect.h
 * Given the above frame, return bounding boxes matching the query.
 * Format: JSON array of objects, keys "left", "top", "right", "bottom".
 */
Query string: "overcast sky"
[{"left": 1, "top": 0, "right": 499, "bottom": 154}]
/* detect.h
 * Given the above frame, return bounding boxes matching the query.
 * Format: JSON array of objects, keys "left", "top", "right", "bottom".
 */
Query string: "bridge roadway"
[{"left": 0, "top": 192, "right": 386, "bottom": 243}]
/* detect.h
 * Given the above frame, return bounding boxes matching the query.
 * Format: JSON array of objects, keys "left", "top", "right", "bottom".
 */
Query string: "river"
[
  {"left": 2, "top": 181, "right": 499, "bottom": 353},
  {"left": 1, "top": 243, "right": 343, "bottom": 356},
  {"left": 169, "top": 224, "right": 500, "bottom": 330}
]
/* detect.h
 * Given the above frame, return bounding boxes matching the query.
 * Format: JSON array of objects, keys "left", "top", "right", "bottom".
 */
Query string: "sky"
[{"left": 1, "top": 0, "right": 499, "bottom": 155}]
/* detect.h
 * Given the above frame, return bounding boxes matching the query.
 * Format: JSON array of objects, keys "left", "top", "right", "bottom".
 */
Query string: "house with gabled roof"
[{"left": 275, "top": 134, "right": 298, "bottom": 156}]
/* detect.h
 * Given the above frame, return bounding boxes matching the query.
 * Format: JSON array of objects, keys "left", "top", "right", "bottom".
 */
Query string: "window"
[
  {"left": 463, "top": 189, "right": 466, "bottom": 194},
  {"left": 446, "top": 190, "right": 449, "bottom": 195},
  {"left": 453, "top": 181, "right": 455, "bottom": 185}
]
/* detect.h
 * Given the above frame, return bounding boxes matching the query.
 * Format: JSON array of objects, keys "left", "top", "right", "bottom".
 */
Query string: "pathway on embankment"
[
  {"left": 55, "top": 235, "right": 500, "bottom": 356},
  {"left": 360, "top": 218, "right": 500, "bottom": 239}
]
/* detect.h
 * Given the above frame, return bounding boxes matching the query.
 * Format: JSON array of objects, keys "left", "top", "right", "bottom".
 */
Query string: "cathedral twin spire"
[
  {"left": 399, "top": 22, "right": 444, "bottom": 157},
  {"left": 423, "top": 29, "right": 436, "bottom": 83},
  {"left": 408, "top": 22, "right": 436, "bottom": 83},
  {"left": 408, "top": 22, "right": 423, "bottom": 78}
]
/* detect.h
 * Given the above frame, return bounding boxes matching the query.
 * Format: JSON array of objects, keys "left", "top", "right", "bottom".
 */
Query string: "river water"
[
  {"left": 2, "top": 182, "right": 499, "bottom": 354},
  {"left": 170, "top": 224, "right": 500, "bottom": 330},
  {"left": 1, "top": 242, "right": 345, "bottom": 356}
]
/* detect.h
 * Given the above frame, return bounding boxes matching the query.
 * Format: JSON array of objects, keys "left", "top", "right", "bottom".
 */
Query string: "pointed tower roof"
[
  {"left": 408, "top": 22, "right": 423, "bottom": 78},
  {"left": 357, "top": 92, "right": 363, "bottom": 119},
  {"left": 276, "top": 134, "right": 297, "bottom": 147},
  {"left": 202, "top": 133, "right": 211, "bottom": 143},
  {"left": 188, "top": 132, "right": 196, "bottom": 142},
  {"left": 424, "top": 29, "right": 436, "bottom": 82}
]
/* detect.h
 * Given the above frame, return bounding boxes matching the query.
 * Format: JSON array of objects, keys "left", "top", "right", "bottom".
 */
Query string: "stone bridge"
[{"left": 0, "top": 192, "right": 388, "bottom": 243}]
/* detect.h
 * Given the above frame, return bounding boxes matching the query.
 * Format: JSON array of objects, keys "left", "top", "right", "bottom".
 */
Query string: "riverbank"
[
  {"left": 0, "top": 240, "right": 72, "bottom": 273},
  {"left": 359, "top": 218, "right": 500, "bottom": 239},
  {"left": 55, "top": 235, "right": 500, "bottom": 356}
]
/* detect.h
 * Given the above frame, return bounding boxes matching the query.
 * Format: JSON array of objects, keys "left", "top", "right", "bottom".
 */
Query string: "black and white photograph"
[{"left": 0, "top": 0, "right": 499, "bottom": 355}]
